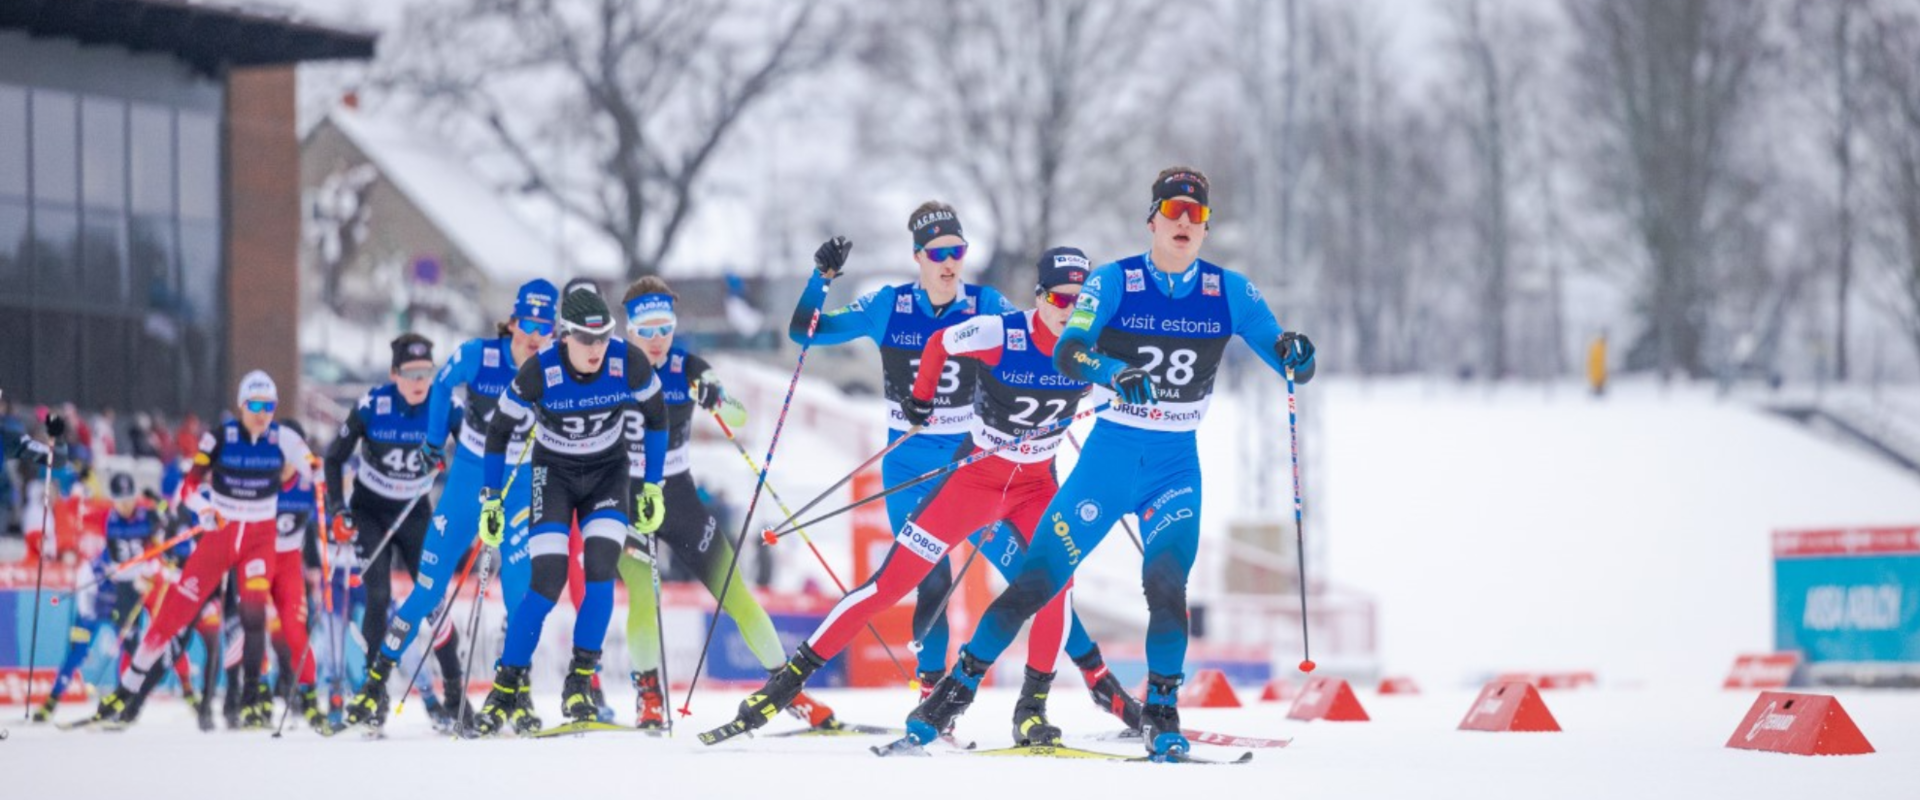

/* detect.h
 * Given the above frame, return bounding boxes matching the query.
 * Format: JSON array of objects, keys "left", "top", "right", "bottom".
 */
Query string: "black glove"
[
  {"left": 900, "top": 395, "right": 935, "bottom": 428},
  {"left": 814, "top": 236, "right": 852, "bottom": 278},
  {"left": 693, "top": 377, "right": 724, "bottom": 411},
  {"left": 14, "top": 435, "right": 52, "bottom": 467},
  {"left": 44, "top": 414, "right": 67, "bottom": 440},
  {"left": 1276, "top": 331, "right": 1316, "bottom": 382},
  {"left": 1112, "top": 368, "right": 1157, "bottom": 406}
]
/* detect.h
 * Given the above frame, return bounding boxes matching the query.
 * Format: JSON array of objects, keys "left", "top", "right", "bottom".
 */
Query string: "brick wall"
[{"left": 224, "top": 66, "right": 301, "bottom": 414}]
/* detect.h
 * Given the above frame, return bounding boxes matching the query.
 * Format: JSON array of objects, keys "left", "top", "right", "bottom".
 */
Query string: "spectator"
[
  {"left": 1588, "top": 331, "right": 1609, "bottom": 398},
  {"left": 0, "top": 392, "right": 24, "bottom": 535}
]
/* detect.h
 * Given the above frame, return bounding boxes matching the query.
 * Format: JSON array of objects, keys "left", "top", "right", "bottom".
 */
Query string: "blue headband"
[{"left": 625, "top": 293, "right": 675, "bottom": 321}]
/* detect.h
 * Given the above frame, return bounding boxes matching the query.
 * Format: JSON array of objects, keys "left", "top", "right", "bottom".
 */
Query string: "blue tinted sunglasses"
[
  {"left": 243, "top": 400, "right": 276, "bottom": 414},
  {"left": 920, "top": 244, "right": 968, "bottom": 263},
  {"left": 516, "top": 318, "right": 555, "bottom": 337},
  {"left": 629, "top": 321, "right": 676, "bottom": 339}
]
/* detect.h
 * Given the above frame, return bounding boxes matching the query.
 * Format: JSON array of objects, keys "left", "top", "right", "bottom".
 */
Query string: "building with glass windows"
[{"left": 0, "top": 1, "right": 373, "bottom": 416}]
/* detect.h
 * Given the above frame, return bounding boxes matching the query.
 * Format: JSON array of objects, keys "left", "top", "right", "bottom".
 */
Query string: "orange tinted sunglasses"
[{"left": 1155, "top": 199, "right": 1210, "bottom": 224}]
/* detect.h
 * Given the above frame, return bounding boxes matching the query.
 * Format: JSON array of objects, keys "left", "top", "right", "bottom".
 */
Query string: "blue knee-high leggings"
[
  {"left": 962, "top": 421, "right": 1203, "bottom": 679},
  {"left": 377, "top": 445, "right": 531, "bottom": 662}
]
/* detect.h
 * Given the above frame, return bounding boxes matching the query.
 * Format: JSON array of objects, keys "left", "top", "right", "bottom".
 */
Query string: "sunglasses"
[
  {"left": 243, "top": 400, "right": 276, "bottom": 414},
  {"left": 1155, "top": 199, "right": 1211, "bottom": 225},
  {"left": 396, "top": 367, "right": 435, "bottom": 381},
  {"left": 567, "top": 329, "right": 613, "bottom": 346},
  {"left": 628, "top": 321, "right": 676, "bottom": 339},
  {"left": 516, "top": 318, "right": 555, "bottom": 337},
  {"left": 1038, "top": 289, "right": 1080, "bottom": 309},
  {"left": 920, "top": 244, "right": 968, "bottom": 263}
]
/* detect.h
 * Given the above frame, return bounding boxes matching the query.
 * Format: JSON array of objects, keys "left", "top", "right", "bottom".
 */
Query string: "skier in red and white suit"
[{"left": 715, "top": 247, "right": 1135, "bottom": 747}]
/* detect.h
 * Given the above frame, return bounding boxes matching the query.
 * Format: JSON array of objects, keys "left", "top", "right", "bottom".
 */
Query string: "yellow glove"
[
  {"left": 633, "top": 482, "right": 666, "bottom": 536},
  {"left": 715, "top": 393, "right": 749, "bottom": 431},
  {"left": 479, "top": 491, "right": 506, "bottom": 547}
]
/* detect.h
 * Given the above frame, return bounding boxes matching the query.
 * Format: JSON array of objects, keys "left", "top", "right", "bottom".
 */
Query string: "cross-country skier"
[
  {"left": 32, "top": 473, "right": 178, "bottom": 722},
  {"left": 712, "top": 247, "right": 1142, "bottom": 746},
  {"left": 345, "top": 282, "right": 555, "bottom": 729},
  {"left": 89, "top": 370, "right": 321, "bottom": 727},
  {"left": 470, "top": 289, "right": 669, "bottom": 735},
  {"left": 328, "top": 335, "right": 461, "bottom": 728},
  {"left": 788, "top": 203, "right": 1017, "bottom": 694},
  {"left": 901, "top": 167, "right": 1318, "bottom": 757},
  {"left": 615, "top": 276, "right": 843, "bottom": 732}
]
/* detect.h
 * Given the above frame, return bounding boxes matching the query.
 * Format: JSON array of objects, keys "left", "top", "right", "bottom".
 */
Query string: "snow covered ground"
[{"left": 7, "top": 684, "right": 1917, "bottom": 800}]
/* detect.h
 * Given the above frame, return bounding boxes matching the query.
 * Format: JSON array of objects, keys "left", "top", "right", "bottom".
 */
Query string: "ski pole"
[
  {"left": 392, "top": 540, "right": 481, "bottom": 720},
  {"left": 1285, "top": 368, "right": 1314, "bottom": 673},
  {"left": 342, "top": 488, "right": 431, "bottom": 588},
  {"left": 311, "top": 467, "right": 347, "bottom": 716},
  {"left": 704, "top": 406, "right": 910, "bottom": 683},
  {"left": 1066, "top": 430, "right": 1144, "bottom": 555},
  {"left": 769, "top": 402, "right": 1112, "bottom": 539},
  {"left": 637, "top": 533, "right": 673, "bottom": 737},
  {"left": 756, "top": 423, "right": 924, "bottom": 543},
  {"left": 907, "top": 541, "right": 984, "bottom": 653},
  {"left": 453, "top": 425, "right": 536, "bottom": 730},
  {"left": 678, "top": 272, "right": 833, "bottom": 718},
  {"left": 24, "top": 442, "right": 58, "bottom": 721},
  {"left": 59, "top": 523, "right": 215, "bottom": 599}
]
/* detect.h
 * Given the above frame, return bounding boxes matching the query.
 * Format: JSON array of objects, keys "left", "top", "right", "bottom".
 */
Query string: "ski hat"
[
  {"left": 560, "top": 288, "right": 616, "bottom": 339},
  {"left": 910, "top": 205, "right": 965, "bottom": 250},
  {"left": 237, "top": 370, "right": 277, "bottom": 405},
  {"left": 513, "top": 279, "right": 559, "bottom": 323},
  {"left": 108, "top": 472, "right": 137, "bottom": 500},
  {"left": 1035, "top": 247, "right": 1091, "bottom": 291},
  {"left": 390, "top": 332, "right": 434, "bottom": 371},
  {"left": 564, "top": 277, "right": 601, "bottom": 298},
  {"left": 1151, "top": 168, "right": 1209, "bottom": 207}
]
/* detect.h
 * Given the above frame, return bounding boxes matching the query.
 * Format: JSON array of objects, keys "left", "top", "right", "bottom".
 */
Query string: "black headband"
[
  {"left": 911, "top": 208, "right": 965, "bottom": 250},
  {"left": 392, "top": 338, "right": 434, "bottom": 371},
  {"left": 1152, "top": 172, "right": 1209, "bottom": 207}
]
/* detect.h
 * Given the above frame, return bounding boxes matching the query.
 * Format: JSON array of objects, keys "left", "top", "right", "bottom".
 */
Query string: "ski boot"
[
  {"left": 590, "top": 672, "right": 615, "bottom": 723},
  {"left": 474, "top": 664, "right": 541, "bottom": 736},
  {"left": 239, "top": 681, "right": 274, "bottom": 730},
  {"left": 914, "top": 669, "right": 944, "bottom": 702},
  {"left": 298, "top": 686, "right": 340, "bottom": 736},
  {"left": 788, "top": 688, "right": 845, "bottom": 731},
  {"left": 30, "top": 698, "right": 54, "bottom": 723},
  {"left": 1011, "top": 667, "right": 1063, "bottom": 746},
  {"left": 1075, "top": 646, "right": 1144, "bottom": 730},
  {"left": 88, "top": 688, "right": 136, "bottom": 726},
  {"left": 561, "top": 647, "right": 604, "bottom": 723},
  {"left": 429, "top": 686, "right": 468, "bottom": 733},
  {"left": 906, "top": 650, "right": 989, "bottom": 746},
  {"left": 196, "top": 694, "right": 216, "bottom": 732},
  {"left": 633, "top": 670, "right": 667, "bottom": 731},
  {"left": 733, "top": 644, "right": 826, "bottom": 732},
  {"left": 1140, "top": 672, "right": 1189, "bottom": 758},
  {"left": 345, "top": 653, "right": 394, "bottom": 728}
]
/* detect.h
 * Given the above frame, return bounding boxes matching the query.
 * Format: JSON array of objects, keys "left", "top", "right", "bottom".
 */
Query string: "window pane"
[
  {"left": 138, "top": 309, "right": 184, "bottom": 414},
  {"left": 82, "top": 97, "right": 126, "bottom": 211},
  {"left": 130, "top": 214, "right": 177, "bottom": 313},
  {"left": 31, "top": 206, "right": 79, "bottom": 297},
  {"left": 32, "top": 309, "right": 80, "bottom": 406},
  {"left": 0, "top": 303, "right": 31, "bottom": 403},
  {"left": 0, "top": 200, "right": 26, "bottom": 293},
  {"left": 81, "top": 211, "right": 127, "bottom": 303},
  {"left": 81, "top": 315, "right": 133, "bottom": 411},
  {"left": 0, "top": 84, "right": 25, "bottom": 199},
  {"left": 130, "top": 104, "right": 173, "bottom": 216},
  {"left": 31, "top": 90, "right": 77, "bottom": 204},
  {"left": 180, "top": 220, "right": 220, "bottom": 326},
  {"left": 177, "top": 112, "right": 217, "bottom": 221}
]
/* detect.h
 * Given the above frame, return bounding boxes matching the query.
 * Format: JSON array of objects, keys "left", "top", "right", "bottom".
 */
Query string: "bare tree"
[
  {"left": 383, "top": 0, "right": 841, "bottom": 280},
  {"left": 1791, "top": 0, "right": 1870, "bottom": 381},
  {"left": 1439, "top": 0, "right": 1552, "bottom": 379},
  {"left": 1564, "top": 0, "right": 1773, "bottom": 377},
  {"left": 1860, "top": 3, "right": 1920, "bottom": 367},
  {"left": 863, "top": 0, "right": 1170, "bottom": 292}
]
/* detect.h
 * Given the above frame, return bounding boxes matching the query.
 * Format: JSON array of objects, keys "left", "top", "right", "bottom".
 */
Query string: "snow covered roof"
[{"left": 323, "top": 106, "right": 620, "bottom": 284}]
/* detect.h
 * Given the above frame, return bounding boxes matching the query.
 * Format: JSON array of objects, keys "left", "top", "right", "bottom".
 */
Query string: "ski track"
[{"left": 8, "top": 686, "right": 1918, "bottom": 800}]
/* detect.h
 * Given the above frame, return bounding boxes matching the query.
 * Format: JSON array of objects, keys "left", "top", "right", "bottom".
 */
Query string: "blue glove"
[
  {"left": 1276, "top": 331, "right": 1316, "bottom": 382},
  {"left": 420, "top": 441, "right": 446, "bottom": 472},
  {"left": 1112, "top": 368, "right": 1157, "bottom": 405}
]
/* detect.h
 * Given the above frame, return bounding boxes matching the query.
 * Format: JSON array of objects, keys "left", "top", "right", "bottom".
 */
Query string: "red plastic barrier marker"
[
  {"left": 1725, "top": 692, "right": 1873, "bottom": 756},
  {"left": 1378, "top": 676, "right": 1420, "bottom": 695},
  {"left": 1458, "top": 681, "right": 1561, "bottom": 732},
  {"left": 1723, "top": 653, "right": 1801, "bottom": 690},
  {"left": 1286, "top": 677, "right": 1370, "bottom": 722},
  {"left": 1179, "top": 669, "right": 1241, "bottom": 708},
  {"left": 1259, "top": 678, "right": 1296, "bottom": 702}
]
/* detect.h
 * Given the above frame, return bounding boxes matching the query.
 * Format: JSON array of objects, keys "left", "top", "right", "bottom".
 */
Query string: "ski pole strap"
[{"left": 772, "top": 401, "right": 1111, "bottom": 538}]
